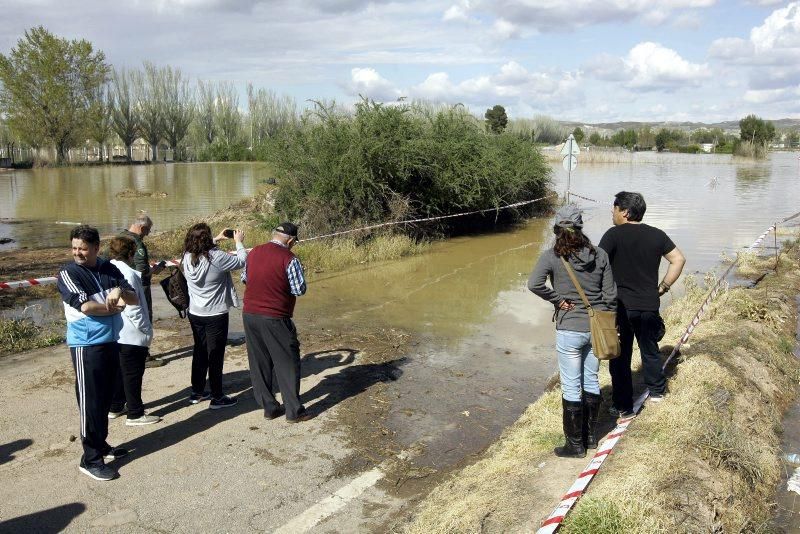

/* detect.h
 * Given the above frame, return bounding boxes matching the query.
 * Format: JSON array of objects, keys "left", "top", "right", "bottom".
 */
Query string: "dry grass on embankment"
[
  {"left": 146, "top": 191, "right": 427, "bottom": 277},
  {"left": 407, "top": 236, "right": 800, "bottom": 533}
]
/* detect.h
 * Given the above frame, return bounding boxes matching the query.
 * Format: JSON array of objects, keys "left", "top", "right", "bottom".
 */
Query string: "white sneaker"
[
  {"left": 125, "top": 414, "right": 161, "bottom": 426},
  {"left": 108, "top": 409, "right": 126, "bottom": 419}
]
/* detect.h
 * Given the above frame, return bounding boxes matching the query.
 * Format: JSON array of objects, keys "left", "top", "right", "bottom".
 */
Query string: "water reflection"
[{"left": 0, "top": 162, "right": 267, "bottom": 250}]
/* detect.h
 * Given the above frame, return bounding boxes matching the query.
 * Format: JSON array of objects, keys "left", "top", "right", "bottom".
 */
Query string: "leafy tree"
[
  {"left": 484, "top": 104, "right": 508, "bottom": 134},
  {"left": 739, "top": 114, "right": 775, "bottom": 146},
  {"left": 247, "top": 84, "right": 297, "bottom": 146},
  {"left": 787, "top": 130, "right": 800, "bottom": 148},
  {"left": 572, "top": 127, "right": 584, "bottom": 144},
  {"left": 655, "top": 129, "right": 669, "bottom": 151},
  {"left": 610, "top": 129, "right": 637, "bottom": 149},
  {"left": 588, "top": 132, "right": 603, "bottom": 146},
  {"left": 637, "top": 126, "right": 655, "bottom": 149},
  {"left": 110, "top": 68, "right": 139, "bottom": 161},
  {"left": 133, "top": 62, "right": 165, "bottom": 161},
  {"left": 86, "top": 84, "right": 113, "bottom": 162},
  {"left": 215, "top": 82, "right": 241, "bottom": 145},
  {"left": 197, "top": 80, "right": 216, "bottom": 145},
  {"left": 162, "top": 65, "right": 193, "bottom": 161},
  {"left": 0, "top": 26, "right": 109, "bottom": 164}
]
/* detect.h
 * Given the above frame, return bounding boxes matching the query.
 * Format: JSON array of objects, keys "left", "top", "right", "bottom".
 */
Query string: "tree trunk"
[
  {"left": 126, "top": 143, "right": 132, "bottom": 162},
  {"left": 151, "top": 143, "right": 158, "bottom": 163}
]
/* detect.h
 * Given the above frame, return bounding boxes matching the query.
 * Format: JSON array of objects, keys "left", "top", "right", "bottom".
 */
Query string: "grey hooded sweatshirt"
[
  {"left": 183, "top": 244, "right": 248, "bottom": 316},
  {"left": 528, "top": 246, "right": 617, "bottom": 332}
]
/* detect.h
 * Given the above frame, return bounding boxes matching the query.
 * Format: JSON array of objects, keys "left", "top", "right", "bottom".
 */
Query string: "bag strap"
[{"left": 559, "top": 256, "right": 594, "bottom": 316}]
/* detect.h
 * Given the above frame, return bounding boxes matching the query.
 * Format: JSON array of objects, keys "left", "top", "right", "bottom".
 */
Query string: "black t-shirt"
[{"left": 598, "top": 223, "right": 675, "bottom": 311}]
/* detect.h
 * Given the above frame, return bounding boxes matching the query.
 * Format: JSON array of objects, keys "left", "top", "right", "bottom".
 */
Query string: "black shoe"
[
  {"left": 609, "top": 406, "right": 634, "bottom": 418},
  {"left": 209, "top": 396, "right": 238, "bottom": 410},
  {"left": 264, "top": 406, "right": 286, "bottom": 420},
  {"left": 286, "top": 410, "right": 313, "bottom": 423},
  {"left": 582, "top": 391, "right": 602, "bottom": 449},
  {"left": 189, "top": 391, "right": 212, "bottom": 404},
  {"left": 79, "top": 460, "right": 118, "bottom": 481},
  {"left": 554, "top": 399, "right": 586, "bottom": 458},
  {"left": 103, "top": 447, "right": 129, "bottom": 461}
]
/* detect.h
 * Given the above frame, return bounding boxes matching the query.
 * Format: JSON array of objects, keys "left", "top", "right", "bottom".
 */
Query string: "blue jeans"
[{"left": 556, "top": 330, "right": 600, "bottom": 402}]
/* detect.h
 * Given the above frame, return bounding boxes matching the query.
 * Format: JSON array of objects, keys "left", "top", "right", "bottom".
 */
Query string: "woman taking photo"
[
  {"left": 107, "top": 236, "right": 161, "bottom": 426},
  {"left": 528, "top": 204, "right": 617, "bottom": 458},
  {"left": 182, "top": 223, "right": 247, "bottom": 409}
]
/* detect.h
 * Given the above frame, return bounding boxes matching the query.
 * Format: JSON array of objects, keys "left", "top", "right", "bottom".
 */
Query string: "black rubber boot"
[
  {"left": 583, "top": 391, "right": 602, "bottom": 449},
  {"left": 554, "top": 398, "right": 586, "bottom": 458}
]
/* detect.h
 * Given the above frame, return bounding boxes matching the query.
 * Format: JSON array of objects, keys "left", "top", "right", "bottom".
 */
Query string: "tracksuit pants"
[
  {"left": 243, "top": 313, "right": 306, "bottom": 419},
  {"left": 70, "top": 343, "right": 119, "bottom": 467}
]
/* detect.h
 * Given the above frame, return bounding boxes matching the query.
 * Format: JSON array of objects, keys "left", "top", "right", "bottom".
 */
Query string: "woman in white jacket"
[{"left": 108, "top": 236, "right": 161, "bottom": 426}]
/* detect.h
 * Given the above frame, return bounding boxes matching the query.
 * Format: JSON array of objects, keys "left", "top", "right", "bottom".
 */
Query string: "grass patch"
[{"left": 0, "top": 317, "right": 64, "bottom": 356}]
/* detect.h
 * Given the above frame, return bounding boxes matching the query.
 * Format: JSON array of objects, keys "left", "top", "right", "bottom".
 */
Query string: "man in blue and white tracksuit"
[{"left": 57, "top": 225, "right": 139, "bottom": 481}]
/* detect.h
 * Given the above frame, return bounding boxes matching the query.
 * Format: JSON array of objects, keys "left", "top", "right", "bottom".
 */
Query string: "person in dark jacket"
[
  {"left": 120, "top": 213, "right": 164, "bottom": 321},
  {"left": 528, "top": 205, "right": 617, "bottom": 458}
]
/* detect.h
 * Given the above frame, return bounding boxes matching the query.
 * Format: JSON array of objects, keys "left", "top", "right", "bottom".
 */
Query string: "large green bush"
[{"left": 271, "top": 100, "right": 552, "bottom": 235}]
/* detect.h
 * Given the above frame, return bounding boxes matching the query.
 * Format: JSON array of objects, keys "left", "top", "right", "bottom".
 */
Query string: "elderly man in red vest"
[{"left": 242, "top": 222, "right": 311, "bottom": 422}]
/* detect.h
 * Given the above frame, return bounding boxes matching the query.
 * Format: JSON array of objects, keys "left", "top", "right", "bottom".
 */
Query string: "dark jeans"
[
  {"left": 609, "top": 301, "right": 666, "bottom": 412},
  {"left": 70, "top": 343, "right": 119, "bottom": 466},
  {"left": 188, "top": 312, "right": 229, "bottom": 399},
  {"left": 110, "top": 344, "right": 149, "bottom": 418}
]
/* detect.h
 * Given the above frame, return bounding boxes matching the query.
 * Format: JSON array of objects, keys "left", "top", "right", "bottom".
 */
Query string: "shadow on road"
[
  {"left": 0, "top": 438, "right": 33, "bottom": 465},
  {"left": 0, "top": 502, "right": 86, "bottom": 533}
]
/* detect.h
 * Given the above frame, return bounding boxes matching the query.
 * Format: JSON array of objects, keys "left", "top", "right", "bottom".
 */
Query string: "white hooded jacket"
[{"left": 110, "top": 259, "right": 153, "bottom": 347}]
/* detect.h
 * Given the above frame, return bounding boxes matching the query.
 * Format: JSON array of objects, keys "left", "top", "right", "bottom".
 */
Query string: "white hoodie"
[
  {"left": 183, "top": 244, "right": 248, "bottom": 317},
  {"left": 110, "top": 259, "right": 153, "bottom": 347}
]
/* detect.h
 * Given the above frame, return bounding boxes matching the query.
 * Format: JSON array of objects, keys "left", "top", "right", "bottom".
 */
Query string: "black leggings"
[
  {"left": 110, "top": 344, "right": 149, "bottom": 419},
  {"left": 188, "top": 312, "right": 229, "bottom": 399}
]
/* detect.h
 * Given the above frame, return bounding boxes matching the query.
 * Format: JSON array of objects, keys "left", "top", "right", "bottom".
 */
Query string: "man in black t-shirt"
[{"left": 599, "top": 192, "right": 685, "bottom": 417}]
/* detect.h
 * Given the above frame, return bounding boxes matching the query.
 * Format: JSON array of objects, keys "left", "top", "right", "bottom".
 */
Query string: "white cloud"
[
  {"left": 743, "top": 87, "right": 795, "bottom": 103},
  {"left": 625, "top": 42, "right": 710, "bottom": 90},
  {"left": 408, "top": 62, "right": 582, "bottom": 110},
  {"left": 751, "top": 2, "right": 800, "bottom": 53},
  {"left": 443, "top": 3, "right": 469, "bottom": 21},
  {"left": 460, "top": 0, "right": 717, "bottom": 32},
  {"left": 491, "top": 18, "right": 520, "bottom": 39},
  {"left": 346, "top": 67, "right": 401, "bottom": 100},
  {"left": 583, "top": 42, "right": 710, "bottom": 91},
  {"left": 708, "top": 37, "right": 756, "bottom": 59}
]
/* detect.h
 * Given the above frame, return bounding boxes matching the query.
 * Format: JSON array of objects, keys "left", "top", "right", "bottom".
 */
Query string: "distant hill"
[{"left": 559, "top": 118, "right": 800, "bottom": 133}]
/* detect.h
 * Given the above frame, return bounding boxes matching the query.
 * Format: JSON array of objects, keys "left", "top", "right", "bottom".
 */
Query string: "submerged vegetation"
[
  {"left": 407, "top": 236, "right": 800, "bottom": 533},
  {"left": 272, "top": 100, "right": 552, "bottom": 236}
]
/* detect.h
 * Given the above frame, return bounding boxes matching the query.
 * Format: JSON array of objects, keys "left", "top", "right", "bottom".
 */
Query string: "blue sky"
[{"left": 2, "top": 0, "right": 799, "bottom": 123}]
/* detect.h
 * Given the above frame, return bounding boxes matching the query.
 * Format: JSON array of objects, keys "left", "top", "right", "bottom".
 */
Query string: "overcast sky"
[{"left": 2, "top": 0, "right": 799, "bottom": 123}]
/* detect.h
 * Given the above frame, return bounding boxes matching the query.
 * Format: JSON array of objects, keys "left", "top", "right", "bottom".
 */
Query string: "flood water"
[{"left": 0, "top": 162, "right": 269, "bottom": 250}]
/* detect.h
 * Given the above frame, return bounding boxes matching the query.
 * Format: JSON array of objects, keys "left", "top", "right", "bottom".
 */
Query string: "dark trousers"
[
  {"left": 188, "top": 312, "right": 229, "bottom": 399},
  {"left": 70, "top": 343, "right": 119, "bottom": 466},
  {"left": 110, "top": 344, "right": 149, "bottom": 418},
  {"left": 609, "top": 301, "right": 666, "bottom": 411},
  {"left": 243, "top": 313, "right": 305, "bottom": 419},
  {"left": 143, "top": 285, "right": 153, "bottom": 323}
]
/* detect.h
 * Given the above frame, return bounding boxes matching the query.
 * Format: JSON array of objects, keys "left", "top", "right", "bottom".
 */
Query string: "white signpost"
[{"left": 561, "top": 133, "right": 579, "bottom": 201}]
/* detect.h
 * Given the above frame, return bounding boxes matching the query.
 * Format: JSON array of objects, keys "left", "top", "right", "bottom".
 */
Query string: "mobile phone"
[
  {"left": 156, "top": 260, "right": 167, "bottom": 268},
  {"left": 223, "top": 229, "right": 234, "bottom": 238}
]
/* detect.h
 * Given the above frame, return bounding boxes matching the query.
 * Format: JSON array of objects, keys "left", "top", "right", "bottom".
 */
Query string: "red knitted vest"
[{"left": 242, "top": 242, "right": 297, "bottom": 318}]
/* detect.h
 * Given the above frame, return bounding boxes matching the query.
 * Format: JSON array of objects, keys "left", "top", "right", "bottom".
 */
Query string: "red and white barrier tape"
[
  {"left": 536, "top": 214, "right": 796, "bottom": 533},
  {"left": 566, "top": 191, "right": 604, "bottom": 204},
  {"left": 0, "top": 193, "right": 556, "bottom": 290}
]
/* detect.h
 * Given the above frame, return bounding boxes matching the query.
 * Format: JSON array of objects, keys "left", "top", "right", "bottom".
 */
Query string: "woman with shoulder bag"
[
  {"left": 182, "top": 223, "right": 247, "bottom": 409},
  {"left": 528, "top": 204, "right": 617, "bottom": 458}
]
